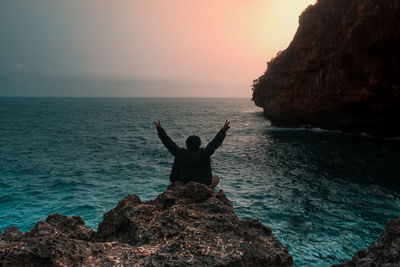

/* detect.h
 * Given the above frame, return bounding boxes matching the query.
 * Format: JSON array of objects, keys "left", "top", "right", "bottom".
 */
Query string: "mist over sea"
[{"left": 1, "top": 97, "right": 400, "bottom": 266}]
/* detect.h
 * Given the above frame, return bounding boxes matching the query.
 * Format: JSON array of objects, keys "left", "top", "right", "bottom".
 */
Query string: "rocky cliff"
[
  {"left": 252, "top": 0, "right": 400, "bottom": 136},
  {"left": 0, "top": 182, "right": 292, "bottom": 266}
]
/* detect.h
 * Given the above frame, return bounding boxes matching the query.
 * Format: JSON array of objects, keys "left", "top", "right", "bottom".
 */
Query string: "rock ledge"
[
  {"left": 0, "top": 182, "right": 293, "bottom": 266},
  {"left": 335, "top": 218, "right": 400, "bottom": 266}
]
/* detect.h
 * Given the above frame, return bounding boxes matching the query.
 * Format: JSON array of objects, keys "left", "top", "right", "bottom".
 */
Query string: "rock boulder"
[
  {"left": 0, "top": 182, "right": 293, "bottom": 266},
  {"left": 334, "top": 218, "right": 400, "bottom": 266}
]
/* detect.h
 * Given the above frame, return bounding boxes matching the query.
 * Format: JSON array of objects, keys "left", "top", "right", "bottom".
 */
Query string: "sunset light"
[
  {"left": 1, "top": 0, "right": 315, "bottom": 97},
  {"left": 1, "top": 1, "right": 400, "bottom": 266}
]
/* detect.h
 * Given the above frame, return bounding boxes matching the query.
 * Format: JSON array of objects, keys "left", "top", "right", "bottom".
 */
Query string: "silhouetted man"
[{"left": 154, "top": 120, "right": 230, "bottom": 188}]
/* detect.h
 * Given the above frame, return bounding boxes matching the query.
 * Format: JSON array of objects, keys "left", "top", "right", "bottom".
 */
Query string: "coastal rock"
[
  {"left": 334, "top": 218, "right": 400, "bottom": 266},
  {"left": 252, "top": 0, "right": 400, "bottom": 136},
  {"left": 0, "top": 181, "right": 293, "bottom": 266}
]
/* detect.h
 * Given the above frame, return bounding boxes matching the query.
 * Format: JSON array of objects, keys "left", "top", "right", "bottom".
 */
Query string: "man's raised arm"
[
  {"left": 205, "top": 120, "right": 230, "bottom": 156},
  {"left": 154, "top": 120, "right": 179, "bottom": 155}
]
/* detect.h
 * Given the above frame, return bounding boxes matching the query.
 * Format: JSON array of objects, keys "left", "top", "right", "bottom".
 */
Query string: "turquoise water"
[{"left": 1, "top": 97, "right": 400, "bottom": 266}]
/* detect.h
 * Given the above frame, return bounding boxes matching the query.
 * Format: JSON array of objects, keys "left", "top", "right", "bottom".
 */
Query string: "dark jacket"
[{"left": 157, "top": 128, "right": 226, "bottom": 186}]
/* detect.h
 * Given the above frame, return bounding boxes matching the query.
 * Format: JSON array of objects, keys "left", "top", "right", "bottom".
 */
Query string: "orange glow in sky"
[{"left": 1, "top": 0, "right": 316, "bottom": 97}]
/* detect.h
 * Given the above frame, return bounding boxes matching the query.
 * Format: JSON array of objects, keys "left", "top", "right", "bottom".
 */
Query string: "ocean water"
[{"left": 1, "top": 97, "right": 400, "bottom": 266}]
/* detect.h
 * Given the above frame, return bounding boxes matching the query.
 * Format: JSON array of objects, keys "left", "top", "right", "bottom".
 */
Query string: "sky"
[{"left": 0, "top": 0, "right": 315, "bottom": 97}]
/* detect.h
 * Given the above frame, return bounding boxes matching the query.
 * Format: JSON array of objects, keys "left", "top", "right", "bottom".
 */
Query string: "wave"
[{"left": 264, "top": 125, "right": 400, "bottom": 140}]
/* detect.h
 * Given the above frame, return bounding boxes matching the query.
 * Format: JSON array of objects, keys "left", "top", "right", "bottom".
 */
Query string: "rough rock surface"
[
  {"left": 0, "top": 182, "right": 293, "bottom": 266},
  {"left": 334, "top": 218, "right": 400, "bottom": 266},
  {"left": 252, "top": 0, "right": 400, "bottom": 136}
]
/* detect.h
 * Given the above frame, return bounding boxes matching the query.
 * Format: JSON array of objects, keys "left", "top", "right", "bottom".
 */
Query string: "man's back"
[
  {"left": 155, "top": 120, "right": 230, "bottom": 186},
  {"left": 173, "top": 148, "right": 213, "bottom": 185}
]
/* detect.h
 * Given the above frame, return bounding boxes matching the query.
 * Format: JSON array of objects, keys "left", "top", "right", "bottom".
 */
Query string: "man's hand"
[
  {"left": 222, "top": 120, "right": 230, "bottom": 132},
  {"left": 153, "top": 120, "right": 162, "bottom": 130}
]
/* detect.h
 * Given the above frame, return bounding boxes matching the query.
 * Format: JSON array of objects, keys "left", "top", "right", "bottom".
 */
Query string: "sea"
[{"left": 1, "top": 97, "right": 400, "bottom": 266}]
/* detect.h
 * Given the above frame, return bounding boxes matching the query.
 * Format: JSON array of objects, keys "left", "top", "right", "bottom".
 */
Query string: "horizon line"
[{"left": 0, "top": 96, "right": 252, "bottom": 99}]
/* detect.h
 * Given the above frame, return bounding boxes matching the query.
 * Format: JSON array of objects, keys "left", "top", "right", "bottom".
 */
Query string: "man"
[{"left": 155, "top": 120, "right": 230, "bottom": 188}]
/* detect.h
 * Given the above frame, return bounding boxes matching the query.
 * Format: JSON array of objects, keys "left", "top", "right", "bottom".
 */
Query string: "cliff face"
[
  {"left": 0, "top": 182, "right": 292, "bottom": 266},
  {"left": 252, "top": 0, "right": 400, "bottom": 136}
]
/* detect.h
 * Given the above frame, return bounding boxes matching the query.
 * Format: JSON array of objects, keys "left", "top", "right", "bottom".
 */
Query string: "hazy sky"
[{"left": 0, "top": 0, "right": 315, "bottom": 97}]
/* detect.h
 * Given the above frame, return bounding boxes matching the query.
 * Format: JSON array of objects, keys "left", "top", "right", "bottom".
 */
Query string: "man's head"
[{"left": 186, "top": 135, "right": 201, "bottom": 150}]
